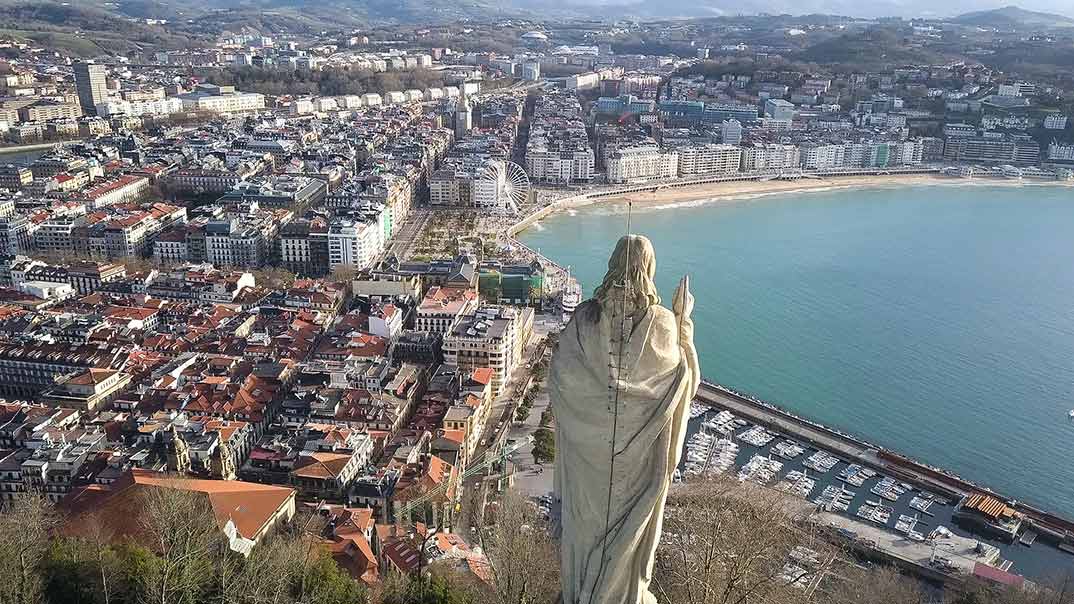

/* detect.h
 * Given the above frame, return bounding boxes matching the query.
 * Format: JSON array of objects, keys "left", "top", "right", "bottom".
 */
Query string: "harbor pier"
[{"left": 693, "top": 380, "right": 1074, "bottom": 582}]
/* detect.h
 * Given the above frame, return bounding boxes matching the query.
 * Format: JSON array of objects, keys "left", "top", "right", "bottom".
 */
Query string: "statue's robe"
[{"left": 550, "top": 298, "right": 699, "bottom": 604}]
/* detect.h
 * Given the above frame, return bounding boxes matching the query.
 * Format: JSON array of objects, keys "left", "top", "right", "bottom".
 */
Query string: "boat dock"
[
  {"left": 692, "top": 380, "right": 1074, "bottom": 582},
  {"left": 694, "top": 381, "right": 964, "bottom": 497},
  {"left": 821, "top": 511, "right": 1000, "bottom": 582}
]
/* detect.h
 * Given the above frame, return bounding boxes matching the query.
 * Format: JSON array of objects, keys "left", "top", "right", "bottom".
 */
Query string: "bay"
[{"left": 521, "top": 182, "right": 1074, "bottom": 518}]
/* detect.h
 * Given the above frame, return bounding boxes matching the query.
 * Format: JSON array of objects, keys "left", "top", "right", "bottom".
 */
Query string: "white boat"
[
  {"left": 559, "top": 288, "right": 581, "bottom": 319},
  {"left": 1068, "top": 409, "right": 1074, "bottom": 419}
]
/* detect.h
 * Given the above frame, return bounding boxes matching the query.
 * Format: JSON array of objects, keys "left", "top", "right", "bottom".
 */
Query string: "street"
[
  {"left": 455, "top": 313, "right": 562, "bottom": 535},
  {"left": 385, "top": 208, "right": 432, "bottom": 259}
]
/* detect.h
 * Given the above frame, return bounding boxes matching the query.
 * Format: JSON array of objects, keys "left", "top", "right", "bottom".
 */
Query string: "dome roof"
[{"left": 521, "top": 31, "right": 548, "bottom": 40}]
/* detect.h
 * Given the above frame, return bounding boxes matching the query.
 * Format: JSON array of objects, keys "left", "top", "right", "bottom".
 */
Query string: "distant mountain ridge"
[
  {"left": 953, "top": 5, "right": 1074, "bottom": 27},
  {"left": 101, "top": 0, "right": 1074, "bottom": 23},
  {"left": 6, "top": 0, "right": 1074, "bottom": 38}
]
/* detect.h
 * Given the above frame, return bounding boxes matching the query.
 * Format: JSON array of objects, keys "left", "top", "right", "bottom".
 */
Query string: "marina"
[{"left": 683, "top": 382, "right": 1074, "bottom": 583}]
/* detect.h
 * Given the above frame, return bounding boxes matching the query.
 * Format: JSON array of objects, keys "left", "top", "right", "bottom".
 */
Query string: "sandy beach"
[
  {"left": 510, "top": 171, "right": 1074, "bottom": 241},
  {"left": 587, "top": 173, "right": 1071, "bottom": 207}
]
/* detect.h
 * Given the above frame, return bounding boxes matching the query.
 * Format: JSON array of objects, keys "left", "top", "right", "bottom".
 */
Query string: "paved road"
[
  {"left": 509, "top": 386, "right": 554, "bottom": 498},
  {"left": 386, "top": 208, "right": 432, "bottom": 259},
  {"left": 456, "top": 314, "right": 561, "bottom": 533}
]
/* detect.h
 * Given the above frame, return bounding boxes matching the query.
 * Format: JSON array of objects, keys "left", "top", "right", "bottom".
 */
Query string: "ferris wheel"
[{"left": 477, "top": 160, "right": 530, "bottom": 214}]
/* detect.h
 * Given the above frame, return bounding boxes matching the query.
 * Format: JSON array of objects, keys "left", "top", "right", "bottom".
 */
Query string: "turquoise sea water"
[{"left": 522, "top": 182, "right": 1074, "bottom": 518}]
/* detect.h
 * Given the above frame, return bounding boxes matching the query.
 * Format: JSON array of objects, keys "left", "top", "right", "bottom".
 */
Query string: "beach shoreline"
[
  {"left": 504, "top": 171, "right": 1074, "bottom": 290},
  {"left": 558, "top": 173, "right": 1074, "bottom": 212}
]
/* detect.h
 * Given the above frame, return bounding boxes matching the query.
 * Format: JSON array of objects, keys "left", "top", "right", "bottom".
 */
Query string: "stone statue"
[{"left": 549, "top": 234, "right": 700, "bottom": 604}]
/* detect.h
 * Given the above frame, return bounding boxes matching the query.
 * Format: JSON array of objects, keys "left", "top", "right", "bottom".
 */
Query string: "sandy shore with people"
[{"left": 585, "top": 173, "right": 1070, "bottom": 207}]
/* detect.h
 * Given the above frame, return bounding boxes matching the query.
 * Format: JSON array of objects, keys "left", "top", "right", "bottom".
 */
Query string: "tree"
[
  {"left": 42, "top": 521, "right": 127, "bottom": 604},
  {"left": 330, "top": 263, "right": 357, "bottom": 284},
  {"left": 538, "top": 409, "right": 554, "bottom": 428},
  {"left": 829, "top": 565, "right": 924, "bottom": 604},
  {"left": 474, "top": 491, "right": 559, "bottom": 604},
  {"left": 251, "top": 267, "right": 297, "bottom": 290},
  {"left": 514, "top": 405, "right": 531, "bottom": 424},
  {"left": 531, "top": 429, "right": 555, "bottom": 464},
  {"left": 947, "top": 575, "right": 1074, "bottom": 604},
  {"left": 215, "top": 529, "right": 308, "bottom": 604},
  {"left": 0, "top": 491, "right": 56, "bottom": 604},
  {"left": 138, "top": 485, "right": 222, "bottom": 604},
  {"left": 119, "top": 255, "right": 160, "bottom": 274},
  {"left": 652, "top": 477, "right": 839, "bottom": 604},
  {"left": 301, "top": 551, "right": 368, "bottom": 604},
  {"left": 376, "top": 570, "right": 479, "bottom": 604},
  {"left": 43, "top": 539, "right": 105, "bottom": 604}
]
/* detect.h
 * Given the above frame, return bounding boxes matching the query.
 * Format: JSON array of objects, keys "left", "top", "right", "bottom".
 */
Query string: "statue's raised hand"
[{"left": 672, "top": 275, "right": 693, "bottom": 319}]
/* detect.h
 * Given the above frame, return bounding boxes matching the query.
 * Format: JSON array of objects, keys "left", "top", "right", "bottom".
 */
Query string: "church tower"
[{"left": 455, "top": 87, "right": 472, "bottom": 140}]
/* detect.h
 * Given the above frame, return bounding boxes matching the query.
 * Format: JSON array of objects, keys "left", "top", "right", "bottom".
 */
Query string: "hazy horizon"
[{"left": 533, "top": 0, "right": 1073, "bottom": 19}]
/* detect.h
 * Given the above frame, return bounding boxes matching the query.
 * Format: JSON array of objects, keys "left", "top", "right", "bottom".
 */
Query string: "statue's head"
[{"left": 591, "top": 234, "right": 661, "bottom": 316}]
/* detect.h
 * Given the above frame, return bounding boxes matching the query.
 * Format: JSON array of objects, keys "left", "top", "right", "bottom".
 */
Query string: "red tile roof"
[
  {"left": 62, "top": 469, "right": 295, "bottom": 543},
  {"left": 470, "top": 367, "right": 493, "bottom": 385}
]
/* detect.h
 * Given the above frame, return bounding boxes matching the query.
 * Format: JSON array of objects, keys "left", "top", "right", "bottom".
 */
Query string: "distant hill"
[
  {"left": 26, "top": 0, "right": 1074, "bottom": 33},
  {"left": 953, "top": 5, "right": 1074, "bottom": 28},
  {"left": 0, "top": 1, "right": 203, "bottom": 56},
  {"left": 109, "top": 0, "right": 550, "bottom": 27},
  {"left": 797, "top": 26, "right": 951, "bottom": 68}
]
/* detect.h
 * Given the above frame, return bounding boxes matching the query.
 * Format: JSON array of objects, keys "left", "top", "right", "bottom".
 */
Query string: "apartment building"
[
  {"left": 17, "top": 101, "right": 82, "bottom": 122},
  {"left": 327, "top": 218, "right": 382, "bottom": 272},
  {"left": 95, "top": 97, "right": 183, "bottom": 118},
  {"left": 674, "top": 144, "right": 742, "bottom": 177},
  {"left": 605, "top": 145, "right": 679, "bottom": 183},
  {"left": 441, "top": 306, "right": 533, "bottom": 396},
  {"left": 0, "top": 341, "right": 126, "bottom": 398},
  {"left": 279, "top": 220, "right": 330, "bottom": 276},
  {"left": 205, "top": 217, "right": 281, "bottom": 268},
  {"left": 77, "top": 175, "right": 150, "bottom": 209},
  {"left": 429, "top": 158, "right": 513, "bottom": 209},
  {"left": 740, "top": 144, "right": 801, "bottom": 171},
  {"left": 0, "top": 165, "right": 32, "bottom": 190},
  {"left": 218, "top": 176, "right": 326, "bottom": 214},
  {"left": 168, "top": 159, "right": 268, "bottom": 194},
  {"left": 34, "top": 217, "right": 81, "bottom": 256},
  {"left": 178, "top": 84, "right": 266, "bottom": 113},
  {"left": 66, "top": 260, "right": 126, "bottom": 294},
  {"left": 1048, "top": 141, "right": 1074, "bottom": 162},
  {"left": 525, "top": 91, "right": 595, "bottom": 183},
  {"left": 0, "top": 215, "right": 33, "bottom": 255},
  {"left": 416, "top": 286, "right": 479, "bottom": 334},
  {"left": 944, "top": 135, "right": 1041, "bottom": 165},
  {"left": 105, "top": 214, "right": 156, "bottom": 258}
]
